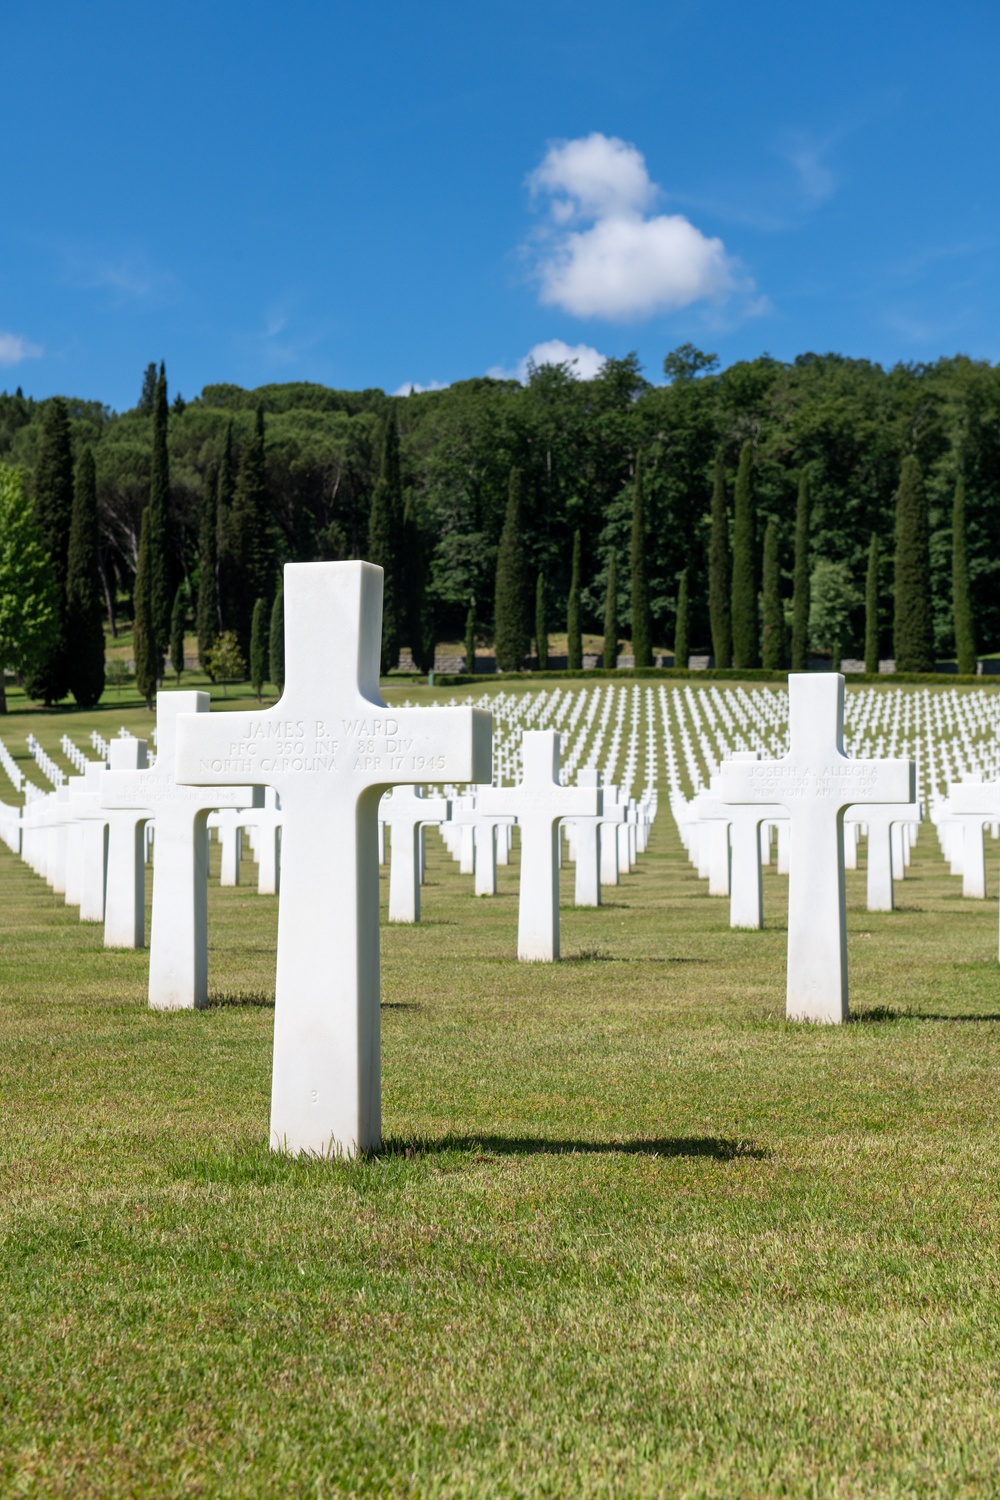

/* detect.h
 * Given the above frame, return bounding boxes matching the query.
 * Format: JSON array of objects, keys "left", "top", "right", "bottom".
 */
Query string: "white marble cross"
[
  {"left": 564, "top": 768, "right": 608, "bottom": 908},
  {"left": 450, "top": 797, "right": 515, "bottom": 896},
  {"left": 844, "top": 800, "right": 921, "bottom": 912},
  {"left": 950, "top": 779, "right": 1000, "bottom": 934},
  {"left": 175, "top": 561, "right": 492, "bottom": 1157},
  {"left": 101, "top": 692, "right": 260, "bottom": 1005},
  {"left": 68, "top": 761, "right": 110, "bottom": 923},
  {"left": 720, "top": 674, "right": 913, "bottom": 1023},
  {"left": 479, "top": 730, "right": 599, "bottom": 960},
  {"left": 382, "top": 784, "right": 450, "bottom": 921},
  {"left": 100, "top": 737, "right": 151, "bottom": 948},
  {"left": 698, "top": 766, "right": 786, "bottom": 930}
]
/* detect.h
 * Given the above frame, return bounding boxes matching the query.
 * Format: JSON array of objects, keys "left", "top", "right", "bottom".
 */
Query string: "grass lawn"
[{"left": 2, "top": 684, "right": 1000, "bottom": 1496}]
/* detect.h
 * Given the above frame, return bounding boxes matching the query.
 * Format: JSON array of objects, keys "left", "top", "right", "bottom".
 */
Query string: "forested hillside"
[{"left": 2, "top": 346, "right": 998, "bottom": 664}]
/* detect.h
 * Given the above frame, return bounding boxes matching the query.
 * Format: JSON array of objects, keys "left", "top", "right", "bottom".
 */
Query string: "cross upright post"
[
  {"left": 720, "top": 674, "right": 913, "bottom": 1023},
  {"left": 101, "top": 738, "right": 151, "bottom": 948},
  {"left": 175, "top": 562, "right": 492, "bottom": 1157},
  {"left": 844, "top": 800, "right": 922, "bottom": 912},
  {"left": 950, "top": 779, "right": 1000, "bottom": 956},
  {"left": 382, "top": 784, "right": 450, "bottom": 921}
]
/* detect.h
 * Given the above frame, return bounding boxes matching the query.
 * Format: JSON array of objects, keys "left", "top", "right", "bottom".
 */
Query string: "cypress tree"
[
  {"left": 196, "top": 464, "right": 218, "bottom": 670},
  {"left": 65, "top": 445, "right": 106, "bottom": 707},
  {"left": 674, "top": 568, "right": 689, "bottom": 670},
  {"left": 269, "top": 583, "right": 285, "bottom": 694},
  {"left": 791, "top": 471, "right": 810, "bottom": 671},
  {"left": 25, "top": 396, "right": 74, "bottom": 703},
  {"left": 567, "top": 530, "right": 582, "bottom": 671},
  {"left": 493, "top": 468, "right": 529, "bottom": 671},
  {"left": 249, "top": 596, "right": 267, "bottom": 700},
  {"left": 133, "top": 507, "right": 160, "bottom": 710},
  {"left": 229, "top": 405, "right": 276, "bottom": 657},
  {"left": 169, "top": 582, "right": 187, "bottom": 682},
  {"left": 864, "top": 533, "right": 880, "bottom": 674},
  {"left": 761, "top": 517, "right": 785, "bottom": 670},
  {"left": 952, "top": 476, "right": 976, "bottom": 674},
  {"left": 893, "top": 455, "right": 933, "bottom": 672},
  {"left": 403, "top": 490, "right": 434, "bottom": 673},
  {"left": 216, "top": 423, "right": 236, "bottom": 631},
  {"left": 535, "top": 571, "right": 548, "bottom": 671},
  {"left": 367, "top": 414, "right": 404, "bottom": 675},
  {"left": 138, "top": 362, "right": 158, "bottom": 413},
  {"left": 630, "top": 453, "right": 652, "bottom": 667},
  {"left": 603, "top": 552, "right": 618, "bottom": 669},
  {"left": 464, "top": 602, "right": 476, "bottom": 675},
  {"left": 708, "top": 449, "right": 732, "bottom": 669},
  {"left": 148, "top": 363, "right": 173, "bottom": 657},
  {"left": 730, "top": 441, "right": 758, "bottom": 669}
]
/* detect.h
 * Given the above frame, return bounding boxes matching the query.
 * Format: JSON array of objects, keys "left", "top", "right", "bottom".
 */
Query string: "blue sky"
[{"left": 3, "top": 0, "right": 998, "bottom": 410}]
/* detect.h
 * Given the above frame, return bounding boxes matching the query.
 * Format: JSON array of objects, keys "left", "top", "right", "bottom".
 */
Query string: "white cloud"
[
  {"left": 525, "top": 133, "right": 737, "bottom": 322},
  {"left": 785, "top": 135, "right": 837, "bottom": 206},
  {"left": 0, "top": 332, "right": 42, "bottom": 366},
  {"left": 393, "top": 379, "right": 449, "bottom": 396},
  {"left": 488, "top": 339, "right": 607, "bottom": 383}
]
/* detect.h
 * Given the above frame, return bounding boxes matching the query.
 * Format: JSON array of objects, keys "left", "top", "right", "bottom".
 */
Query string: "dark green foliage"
[
  {"left": 249, "top": 597, "right": 267, "bottom": 700},
  {"left": 170, "top": 583, "right": 187, "bottom": 682},
  {"left": 567, "top": 530, "right": 582, "bottom": 671},
  {"left": 228, "top": 406, "right": 276, "bottom": 657},
  {"left": 464, "top": 603, "right": 476, "bottom": 674},
  {"left": 603, "top": 552, "right": 617, "bottom": 669},
  {"left": 535, "top": 572, "right": 548, "bottom": 671},
  {"left": 865, "top": 533, "right": 880, "bottom": 674},
  {"left": 133, "top": 508, "right": 160, "bottom": 709},
  {"left": 64, "top": 446, "right": 105, "bottom": 707},
  {"left": 403, "top": 490, "right": 434, "bottom": 674},
  {"left": 761, "top": 517, "right": 785, "bottom": 670},
  {"left": 630, "top": 453, "right": 652, "bottom": 667},
  {"left": 368, "top": 414, "right": 404, "bottom": 675},
  {"left": 952, "top": 476, "right": 976, "bottom": 673},
  {"left": 894, "top": 455, "right": 934, "bottom": 672},
  {"left": 148, "top": 364, "right": 173, "bottom": 657},
  {"left": 216, "top": 424, "right": 237, "bottom": 631},
  {"left": 494, "top": 469, "right": 529, "bottom": 672},
  {"left": 791, "top": 471, "right": 810, "bottom": 672},
  {"left": 24, "top": 397, "right": 74, "bottom": 703},
  {"left": 674, "top": 568, "right": 689, "bottom": 669},
  {"left": 196, "top": 465, "right": 218, "bottom": 670},
  {"left": 708, "top": 450, "right": 731, "bottom": 669},
  {"left": 269, "top": 584, "right": 285, "bottom": 694},
  {"left": 0, "top": 464, "right": 59, "bottom": 714},
  {"left": 730, "top": 442, "right": 758, "bottom": 669},
  {"left": 138, "top": 363, "right": 158, "bottom": 414}
]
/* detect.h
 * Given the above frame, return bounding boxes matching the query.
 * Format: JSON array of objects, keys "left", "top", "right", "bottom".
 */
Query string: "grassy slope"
[{"left": 2, "top": 684, "right": 1000, "bottom": 1496}]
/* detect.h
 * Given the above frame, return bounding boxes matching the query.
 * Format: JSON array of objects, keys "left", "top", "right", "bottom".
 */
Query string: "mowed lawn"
[{"left": 2, "top": 686, "right": 1000, "bottom": 1496}]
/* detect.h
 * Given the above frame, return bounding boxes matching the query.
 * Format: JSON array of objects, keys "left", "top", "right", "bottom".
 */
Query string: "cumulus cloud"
[
  {"left": 488, "top": 339, "right": 607, "bottom": 383},
  {"left": 0, "top": 332, "right": 42, "bottom": 365},
  {"left": 393, "top": 379, "right": 449, "bottom": 396},
  {"left": 526, "top": 133, "right": 737, "bottom": 321}
]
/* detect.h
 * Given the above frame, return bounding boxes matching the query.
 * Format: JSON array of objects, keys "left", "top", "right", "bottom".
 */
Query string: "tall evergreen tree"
[
  {"left": 493, "top": 468, "right": 529, "bottom": 671},
  {"left": 864, "top": 533, "right": 880, "bottom": 674},
  {"left": 464, "top": 602, "right": 476, "bottom": 675},
  {"left": 674, "top": 568, "right": 689, "bottom": 670},
  {"left": 133, "top": 507, "right": 160, "bottom": 710},
  {"left": 65, "top": 446, "right": 106, "bottom": 707},
  {"left": 138, "top": 362, "right": 158, "bottom": 414},
  {"left": 567, "top": 530, "right": 582, "bottom": 671},
  {"left": 535, "top": 572, "right": 548, "bottom": 671},
  {"left": 228, "top": 405, "right": 276, "bottom": 656},
  {"left": 791, "top": 470, "right": 811, "bottom": 671},
  {"left": 893, "top": 455, "right": 933, "bottom": 672},
  {"left": 249, "top": 597, "right": 267, "bottom": 700},
  {"left": 761, "top": 516, "right": 785, "bottom": 670},
  {"left": 603, "top": 552, "right": 618, "bottom": 669},
  {"left": 367, "top": 413, "right": 404, "bottom": 675},
  {"left": 148, "top": 363, "right": 173, "bottom": 657},
  {"left": 630, "top": 453, "right": 652, "bottom": 667},
  {"left": 196, "top": 464, "right": 218, "bottom": 670},
  {"left": 25, "top": 396, "right": 74, "bottom": 703},
  {"left": 730, "top": 442, "right": 758, "bottom": 669},
  {"left": 952, "top": 475, "right": 977, "bottom": 674},
  {"left": 0, "top": 464, "right": 59, "bottom": 715},
  {"left": 170, "top": 582, "right": 187, "bottom": 682},
  {"left": 269, "top": 583, "right": 285, "bottom": 694},
  {"left": 216, "top": 423, "right": 236, "bottom": 631},
  {"left": 708, "top": 449, "right": 732, "bottom": 669},
  {"left": 403, "top": 490, "right": 434, "bottom": 673}
]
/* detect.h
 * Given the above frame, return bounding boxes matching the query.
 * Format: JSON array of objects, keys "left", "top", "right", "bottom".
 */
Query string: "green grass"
[{"left": 3, "top": 690, "right": 1000, "bottom": 1495}]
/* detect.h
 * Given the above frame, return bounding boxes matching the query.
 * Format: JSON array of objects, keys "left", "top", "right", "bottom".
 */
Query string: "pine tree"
[
  {"left": 864, "top": 533, "right": 879, "bottom": 674},
  {"left": 196, "top": 464, "right": 218, "bottom": 670},
  {"left": 228, "top": 405, "right": 276, "bottom": 656},
  {"left": 249, "top": 596, "right": 267, "bottom": 700},
  {"left": 630, "top": 453, "right": 652, "bottom": 667},
  {"left": 952, "top": 475, "right": 977, "bottom": 674},
  {"left": 535, "top": 572, "right": 548, "bottom": 671},
  {"left": 893, "top": 455, "right": 933, "bottom": 672},
  {"left": 216, "top": 423, "right": 236, "bottom": 631},
  {"left": 170, "top": 582, "right": 187, "bottom": 682},
  {"left": 493, "top": 468, "right": 529, "bottom": 671},
  {"left": 791, "top": 470, "right": 810, "bottom": 671},
  {"left": 603, "top": 552, "right": 618, "bottom": 669},
  {"left": 148, "top": 363, "right": 173, "bottom": 658},
  {"left": 25, "top": 397, "right": 74, "bottom": 703},
  {"left": 64, "top": 446, "right": 106, "bottom": 707},
  {"left": 464, "top": 603, "right": 476, "bottom": 675},
  {"left": 567, "top": 530, "right": 582, "bottom": 671},
  {"left": 674, "top": 568, "right": 689, "bottom": 670},
  {"left": 761, "top": 517, "right": 785, "bottom": 670},
  {"left": 708, "top": 449, "right": 732, "bottom": 669},
  {"left": 731, "top": 442, "right": 758, "bottom": 669},
  {"left": 368, "top": 414, "right": 404, "bottom": 675},
  {"left": 133, "top": 507, "right": 160, "bottom": 710},
  {"left": 269, "top": 583, "right": 285, "bottom": 694}
]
